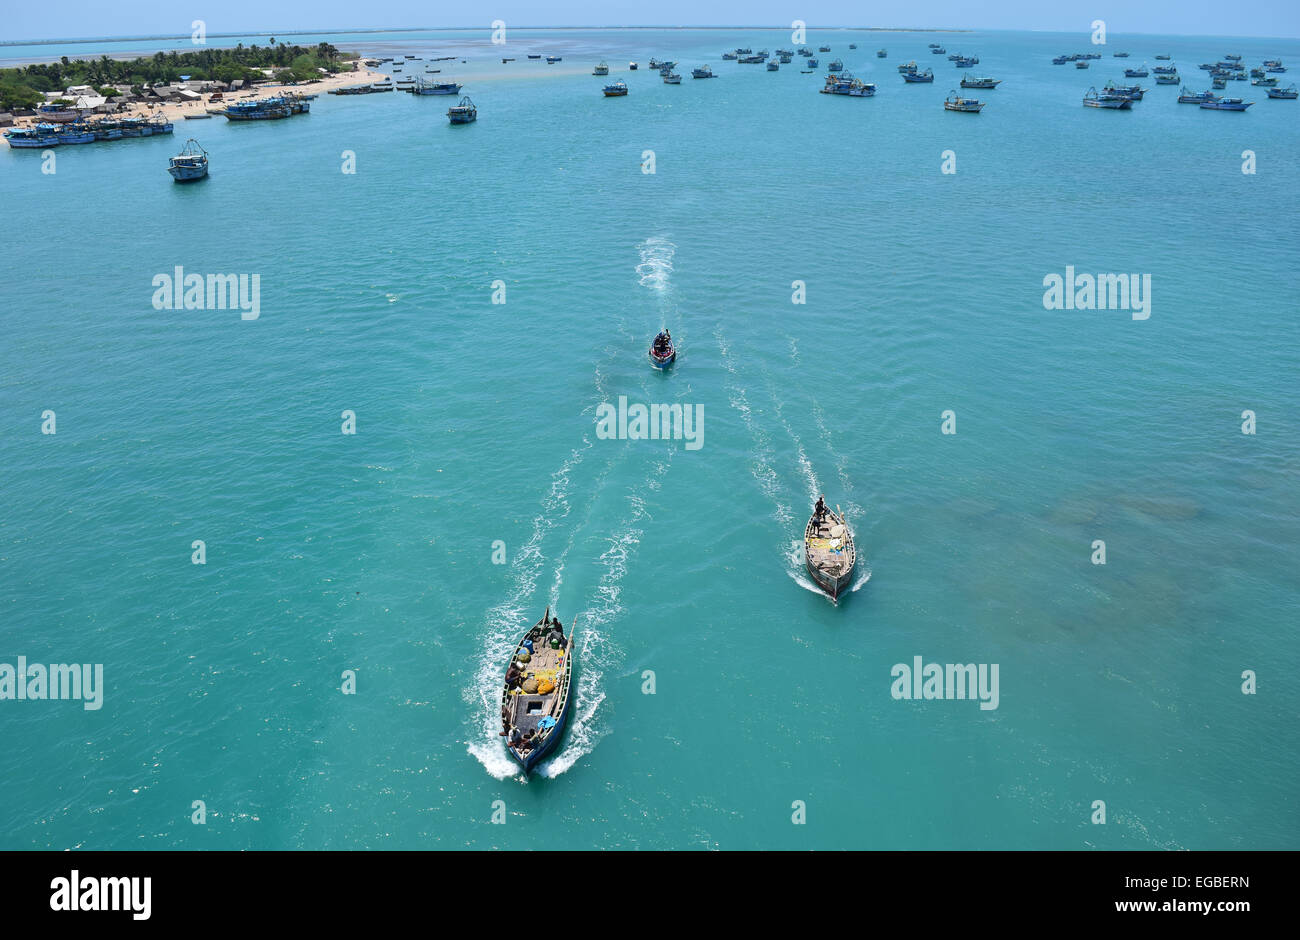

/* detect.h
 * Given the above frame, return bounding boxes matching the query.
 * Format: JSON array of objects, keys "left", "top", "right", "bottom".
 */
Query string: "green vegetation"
[{"left": 0, "top": 43, "right": 354, "bottom": 111}]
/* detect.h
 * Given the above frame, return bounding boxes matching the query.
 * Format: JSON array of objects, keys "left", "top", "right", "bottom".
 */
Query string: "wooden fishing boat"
[
  {"left": 804, "top": 501, "right": 855, "bottom": 603},
  {"left": 603, "top": 81, "right": 628, "bottom": 96},
  {"left": 944, "top": 90, "right": 985, "bottom": 112},
  {"left": 167, "top": 138, "right": 209, "bottom": 181},
  {"left": 500, "top": 608, "right": 575, "bottom": 774},
  {"left": 447, "top": 96, "right": 477, "bottom": 124},
  {"left": 649, "top": 330, "right": 676, "bottom": 368}
]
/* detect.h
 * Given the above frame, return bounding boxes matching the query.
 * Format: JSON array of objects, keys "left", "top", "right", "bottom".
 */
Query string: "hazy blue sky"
[{"left": 3, "top": 1, "right": 1298, "bottom": 44}]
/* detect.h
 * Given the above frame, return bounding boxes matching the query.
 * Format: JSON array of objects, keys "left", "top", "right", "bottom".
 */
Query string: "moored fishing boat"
[
  {"left": 546, "top": 55, "right": 562, "bottom": 63},
  {"left": 739, "top": 54, "right": 766, "bottom": 64},
  {"left": 603, "top": 80, "right": 628, "bottom": 96},
  {"left": 1251, "top": 76, "right": 1279, "bottom": 86},
  {"left": 721, "top": 52, "right": 738, "bottom": 60},
  {"left": 804, "top": 499, "right": 855, "bottom": 603},
  {"left": 220, "top": 97, "right": 294, "bottom": 120},
  {"left": 4, "top": 127, "right": 60, "bottom": 148},
  {"left": 807, "top": 58, "right": 819, "bottom": 68},
  {"left": 1083, "top": 86, "right": 1133, "bottom": 109},
  {"left": 691, "top": 65, "right": 715, "bottom": 78},
  {"left": 1155, "top": 73, "right": 1180, "bottom": 84},
  {"left": 1104, "top": 81, "right": 1145, "bottom": 100},
  {"left": 1153, "top": 63, "right": 1177, "bottom": 74},
  {"left": 827, "top": 59, "right": 843, "bottom": 72},
  {"left": 821, "top": 72, "right": 876, "bottom": 96},
  {"left": 954, "top": 56, "right": 978, "bottom": 68},
  {"left": 1113, "top": 52, "right": 1130, "bottom": 58},
  {"left": 1076, "top": 60, "right": 1090, "bottom": 69},
  {"left": 960, "top": 76, "right": 1001, "bottom": 89},
  {"left": 500, "top": 609, "right": 575, "bottom": 775},
  {"left": 167, "top": 138, "right": 208, "bottom": 181},
  {"left": 629, "top": 61, "right": 638, "bottom": 70},
  {"left": 663, "top": 70, "right": 682, "bottom": 83},
  {"left": 1124, "top": 63, "right": 1150, "bottom": 78},
  {"left": 1200, "top": 97, "right": 1253, "bottom": 110},
  {"left": 413, "top": 78, "right": 463, "bottom": 95},
  {"left": 1155, "top": 54, "right": 1171, "bottom": 60},
  {"left": 593, "top": 61, "right": 609, "bottom": 75},
  {"left": 447, "top": 96, "right": 477, "bottom": 123},
  {"left": 877, "top": 49, "right": 887, "bottom": 58},
  {"left": 932, "top": 46, "right": 946, "bottom": 54},
  {"left": 1178, "top": 87, "right": 1216, "bottom": 103},
  {"left": 944, "top": 90, "right": 985, "bottom": 112},
  {"left": 819, "top": 45, "right": 831, "bottom": 52},
  {"left": 1266, "top": 83, "right": 1298, "bottom": 99},
  {"left": 55, "top": 123, "right": 95, "bottom": 144},
  {"left": 898, "top": 60, "right": 918, "bottom": 73},
  {"left": 649, "top": 330, "right": 676, "bottom": 368},
  {"left": 903, "top": 68, "right": 934, "bottom": 83}
]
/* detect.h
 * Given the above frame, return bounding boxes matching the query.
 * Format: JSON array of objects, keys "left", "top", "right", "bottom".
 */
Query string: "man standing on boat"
[{"left": 814, "top": 495, "right": 827, "bottom": 521}]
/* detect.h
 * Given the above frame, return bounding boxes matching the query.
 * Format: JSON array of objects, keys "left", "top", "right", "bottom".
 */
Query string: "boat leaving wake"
[{"left": 635, "top": 236, "right": 675, "bottom": 292}]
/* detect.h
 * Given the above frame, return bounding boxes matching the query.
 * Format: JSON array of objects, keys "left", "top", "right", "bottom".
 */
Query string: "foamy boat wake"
[{"left": 636, "top": 236, "right": 675, "bottom": 293}]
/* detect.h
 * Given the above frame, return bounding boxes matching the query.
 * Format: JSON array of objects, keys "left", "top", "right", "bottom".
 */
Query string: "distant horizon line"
[{"left": 3, "top": 24, "right": 1298, "bottom": 48}]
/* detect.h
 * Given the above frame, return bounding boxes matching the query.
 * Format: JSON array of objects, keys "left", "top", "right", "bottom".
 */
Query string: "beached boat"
[
  {"left": 1200, "top": 97, "right": 1253, "bottom": 110},
  {"left": 603, "top": 81, "right": 628, "bottom": 97},
  {"left": 500, "top": 609, "right": 575, "bottom": 775},
  {"left": 663, "top": 71, "right": 682, "bottom": 83},
  {"left": 960, "top": 76, "right": 1001, "bottom": 89},
  {"left": 944, "top": 90, "right": 985, "bottom": 112},
  {"left": 691, "top": 66, "right": 715, "bottom": 78},
  {"left": 183, "top": 113, "right": 213, "bottom": 119},
  {"left": 903, "top": 69, "right": 934, "bottom": 83},
  {"left": 649, "top": 330, "right": 676, "bottom": 368},
  {"left": 35, "top": 104, "right": 77, "bottom": 123},
  {"left": 593, "top": 61, "right": 609, "bottom": 76},
  {"left": 413, "top": 78, "right": 462, "bottom": 95},
  {"left": 1083, "top": 86, "right": 1133, "bottom": 109},
  {"left": 447, "top": 96, "right": 477, "bottom": 124},
  {"left": 167, "top": 138, "right": 209, "bottom": 182},
  {"left": 804, "top": 501, "right": 855, "bottom": 603},
  {"left": 1266, "top": 84, "right": 1298, "bottom": 99}
]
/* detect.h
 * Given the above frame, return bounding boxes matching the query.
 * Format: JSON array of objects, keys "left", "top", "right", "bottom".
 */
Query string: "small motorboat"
[
  {"left": 649, "top": 330, "right": 676, "bottom": 368},
  {"left": 167, "top": 138, "right": 209, "bottom": 182},
  {"left": 804, "top": 500, "right": 856, "bottom": 603},
  {"left": 500, "top": 608, "right": 575, "bottom": 775}
]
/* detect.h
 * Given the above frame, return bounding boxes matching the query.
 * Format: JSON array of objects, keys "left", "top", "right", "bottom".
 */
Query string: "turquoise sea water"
[{"left": 2, "top": 28, "right": 1298, "bottom": 850}]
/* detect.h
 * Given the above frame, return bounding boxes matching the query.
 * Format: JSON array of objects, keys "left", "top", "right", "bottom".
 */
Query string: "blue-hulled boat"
[
  {"left": 501, "top": 609, "right": 575, "bottom": 775},
  {"left": 1266, "top": 83, "right": 1297, "bottom": 99},
  {"left": 413, "top": 78, "right": 463, "bottom": 95},
  {"left": 1200, "top": 97, "right": 1253, "bottom": 110},
  {"left": 546, "top": 55, "right": 562, "bottom": 63},
  {"left": 1153, "top": 63, "right": 1177, "bottom": 75},
  {"left": 1083, "top": 86, "right": 1134, "bottom": 109},
  {"left": 877, "top": 49, "right": 887, "bottom": 58},
  {"left": 807, "top": 58, "right": 819, "bottom": 68},
  {"left": 602, "top": 81, "right": 628, "bottom": 96},
  {"left": 767, "top": 59, "right": 780, "bottom": 71},
  {"left": 898, "top": 60, "right": 917, "bottom": 73},
  {"left": 4, "top": 127, "right": 60, "bottom": 148},
  {"left": 55, "top": 124, "right": 95, "bottom": 144},
  {"left": 167, "top": 138, "right": 209, "bottom": 181},
  {"left": 827, "top": 59, "right": 843, "bottom": 72},
  {"left": 692, "top": 65, "right": 715, "bottom": 78},
  {"left": 932, "top": 47, "right": 947, "bottom": 54},
  {"left": 447, "top": 96, "right": 477, "bottom": 123},
  {"left": 821, "top": 72, "right": 876, "bottom": 96},
  {"left": 1104, "top": 81, "right": 1145, "bottom": 101},
  {"left": 903, "top": 68, "right": 934, "bottom": 83},
  {"left": 1076, "top": 60, "right": 1090, "bottom": 69},
  {"left": 1124, "top": 63, "right": 1149, "bottom": 77},
  {"left": 650, "top": 330, "right": 676, "bottom": 368}
]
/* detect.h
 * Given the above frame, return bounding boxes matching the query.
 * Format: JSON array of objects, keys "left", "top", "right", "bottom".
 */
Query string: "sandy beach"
[{"left": 6, "top": 63, "right": 388, "bottom": 129}]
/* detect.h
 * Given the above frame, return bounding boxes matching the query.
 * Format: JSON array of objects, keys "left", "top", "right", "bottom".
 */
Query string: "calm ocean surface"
[{"left": 1, "top": 27, "right": 1297, "bottom": 850}]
